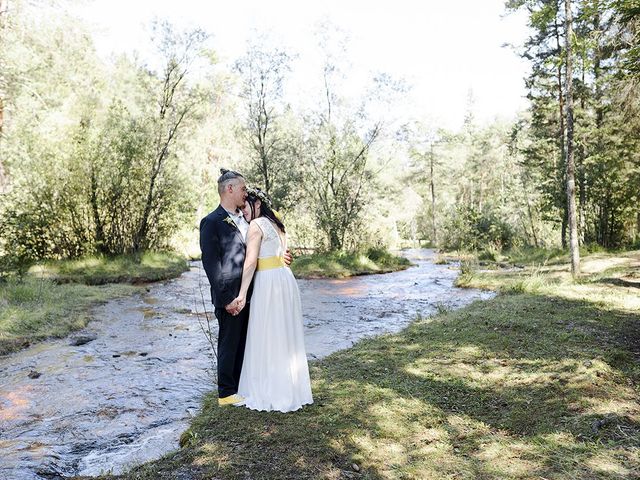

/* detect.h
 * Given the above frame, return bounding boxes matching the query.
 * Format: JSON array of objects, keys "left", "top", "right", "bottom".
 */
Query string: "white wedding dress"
[{"left": 238, "top": 216, "right": 313, "bottom": 412}]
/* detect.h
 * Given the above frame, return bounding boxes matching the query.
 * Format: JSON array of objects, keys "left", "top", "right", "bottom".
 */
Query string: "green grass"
[
  {"left": 291, "top": 248, "right": 412, "bottom": 278},
  {"left": 0, "top": 278, "right": 137, "bottom": 356},
  {"left": 500, "top": 246, "right": 568, "bottom": 265},
  {"left": 95, "top": 249, "right": 639, "bottom": 480},
  {"left": 472, "top": 245, "right": 630, "bottom": 269},
  {"left": 30, "top": 251, "right": 189, "bottom": 285},
  {"left": 0, "top": 251, "right": 188, "bottom": 356}
]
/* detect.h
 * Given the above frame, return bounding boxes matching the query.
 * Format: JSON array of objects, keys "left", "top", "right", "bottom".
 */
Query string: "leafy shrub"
[{"left": 441, "top": 205, "right": 520, "bottom": 253}]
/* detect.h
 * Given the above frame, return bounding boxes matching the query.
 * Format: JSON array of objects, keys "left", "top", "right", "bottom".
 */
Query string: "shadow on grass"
[
  {"left": 104, "top": 292, "right": 639, "bottom": 480},
  {"left": 598, "top": 277, "right": 640, "bottom": 289}
]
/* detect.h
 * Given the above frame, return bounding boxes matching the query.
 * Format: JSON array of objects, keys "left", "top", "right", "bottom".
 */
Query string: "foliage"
[
  {"left": 506, "top": 0, "right": 640, "bottom": 249},
  {"left": 0, "top": 6, "right": 208, "bottom": 268},
  {"left": 2, "top": 0, "right": 638, "bottom": 267},
  {"left": 441, "top": 205, "right": 518, "bottom": 252},
  {"left": 302, "top": 120, "right": 380, "bottom": 251},
  {"left": 296, "top": 24, "right": 407, "bottom": 251},
  {"left": 234, "top": 38, "right": 304, "bottom": 210},
  {"left": 407, "top": 119, "right": 542, "bottom": 253}
]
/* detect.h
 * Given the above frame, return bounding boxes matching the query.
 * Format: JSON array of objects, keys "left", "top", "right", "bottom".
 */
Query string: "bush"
[
  {"left": 441, "top": 205, "right": 520, "bottom": 253},
  {"left": 478, "top": 247, "right": 500, "bottom": 262}
]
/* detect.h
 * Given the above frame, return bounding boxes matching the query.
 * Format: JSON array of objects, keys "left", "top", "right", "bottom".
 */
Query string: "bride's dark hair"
[{"left": 246, "top": 188, "right": 285, "bottom": 233}]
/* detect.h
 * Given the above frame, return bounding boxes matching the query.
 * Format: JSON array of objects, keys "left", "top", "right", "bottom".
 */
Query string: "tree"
[
  {"left": 564, "top": 0, "right": 580, "bottom": 276},
  {"left": 235, "top": 39, "right": 300, "bottom": 209},
  {"left": 299, "top": 24, "right": 392, "bottom": 251},
  {"left": 507, "top": 0, "right": 639, "bottom": 249},
  {"left": 406, "top": 122, "right": 442, "bottom": 246},
  {"left": 507, "top": 0, "right": 570, "bottom": 245},
  {"left": 132, "top": 22, "right": 209, "bottom": 251},
  {"left": 0, "top": 8, "right": 211, "bottom": 263},
  {"left": 0, "top": 0, "right": 10, "bottom": 192}
]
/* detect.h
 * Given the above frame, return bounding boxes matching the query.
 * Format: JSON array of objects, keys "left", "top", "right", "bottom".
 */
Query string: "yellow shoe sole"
[{"left": 218, "top": 394, "right": 244, "bottom": 406}]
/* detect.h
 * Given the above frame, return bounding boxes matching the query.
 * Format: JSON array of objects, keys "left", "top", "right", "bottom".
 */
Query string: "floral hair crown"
[{"left": 246, "top": 187, "right": 272, "bottom": 209}]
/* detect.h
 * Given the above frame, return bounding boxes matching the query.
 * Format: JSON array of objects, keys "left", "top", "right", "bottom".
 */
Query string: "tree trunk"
[
  {"left": 0, "top": 101, "right": 5, "bottom": 190},
  {"left": 562, "top": 208, "right": 567, "bottom": 248},
  {"left": 593, "top": 10, "right": 605, "bottom": 246},
  {"left": 577, "top": 147, "right": 586, "bottom": 245},
  {"left": 257, "top": 82, "right": 272, "bottom": 196},
  {"left": 564, "top": 0, "right": 580, "bottom": 277},
  {"left": 0, "top": 0, "right": 7, "bottom": 192},
  {"left": 578, "top": 43, "right": 587, "bottom": 245},
  {"left": 554, "top": 9, "right": 568, "bottom": 249},
  {"left": 520, "top": 169, "right": 539, "bottom": 248},
  {"left": 134, "top": 62, "right": 189, "bottom": 251},
  {"left": 89, "top": 167, "right": 106, "bottom": 253},
  {"left": 430, "top": 143, "right": 436, "bottom": 245},
  {"left": 527, "top": 200, "right": 539, "bottom": 248}
]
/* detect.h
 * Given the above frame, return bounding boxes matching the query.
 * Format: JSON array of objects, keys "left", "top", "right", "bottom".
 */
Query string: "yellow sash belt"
[{"left": 257, "top": 256, "right": 285, "bottom": 271}]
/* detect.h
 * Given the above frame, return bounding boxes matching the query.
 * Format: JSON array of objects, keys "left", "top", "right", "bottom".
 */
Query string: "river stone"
[{"left": 69, "top": 335, "right": 97, "bottom": 346}]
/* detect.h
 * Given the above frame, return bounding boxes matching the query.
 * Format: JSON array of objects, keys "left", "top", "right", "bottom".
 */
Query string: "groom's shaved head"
[{"left": 217, "top": 169, "right": 244, "bottom": 195}]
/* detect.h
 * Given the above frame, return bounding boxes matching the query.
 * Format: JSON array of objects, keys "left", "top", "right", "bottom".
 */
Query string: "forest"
[{"left": 0, "top": 0, "right": 638, "bottom": 273}]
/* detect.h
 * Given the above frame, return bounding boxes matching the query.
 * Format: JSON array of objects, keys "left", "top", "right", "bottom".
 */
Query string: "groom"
[
  {"left": 200, "top": 169, "right": 251, "bottom": 406},
  {"left": 200, "top": 168, "right": 290, "bottom": 406}
]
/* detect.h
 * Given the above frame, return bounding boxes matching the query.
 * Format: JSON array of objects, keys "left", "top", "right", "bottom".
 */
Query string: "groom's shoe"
[{"left": 218, "top": 394, "right": 244, "bottom": 406}]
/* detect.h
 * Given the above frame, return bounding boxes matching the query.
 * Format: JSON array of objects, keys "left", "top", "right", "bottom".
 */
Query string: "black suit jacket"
[{"left": 199, "top": 205, "right": 251, "bottom": 309}]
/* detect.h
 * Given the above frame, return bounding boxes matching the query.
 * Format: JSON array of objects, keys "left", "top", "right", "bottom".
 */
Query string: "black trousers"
[{"left": 214, "top": 306, "right": 250, "bottom": 398}]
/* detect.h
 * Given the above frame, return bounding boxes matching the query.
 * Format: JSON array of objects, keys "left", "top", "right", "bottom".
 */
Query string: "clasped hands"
[
  {"left": 224, "top": 249, "right": 294, "bottom": 316},
  {"left": 225, "top": 295, "right": 246, "bottom": 316}
]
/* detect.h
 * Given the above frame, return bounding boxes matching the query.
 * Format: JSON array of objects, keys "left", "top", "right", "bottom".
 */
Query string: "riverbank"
[
  {"left": 101, "top": 249, "right": 639, "bottom": 479},
  {"left": 291, "top": 248, "right": 413, "bottom": 278},
  {"left": 31, "top": 251, "right": 189, "bottom": 285},
  {"left": 0, "top": 252, "right": 188, "bottom": 356}
]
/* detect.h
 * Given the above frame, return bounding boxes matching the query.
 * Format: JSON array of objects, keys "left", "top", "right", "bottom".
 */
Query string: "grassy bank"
[
  {"left": 0, "top": 251, "right": 189, "bottom": 356},
  {"left": 30, "top": 251, "right": 189, "bottom": 285},
  {"left": 455, "top": 248, "right": 640, "bottom": 295},
  {"left": 0, "top": 279, "right": 137, "bottom": 356},
  {"left": 100, "top": 249, "right": 639, "bottom": 479},
  {"left": 291, "top": 248, "right": 412, "bottom": 278}
]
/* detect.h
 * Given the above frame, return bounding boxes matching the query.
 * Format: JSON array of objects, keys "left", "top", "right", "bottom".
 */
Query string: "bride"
[{"left": 230, "top": 188, "right": 313, "bottom": 412}]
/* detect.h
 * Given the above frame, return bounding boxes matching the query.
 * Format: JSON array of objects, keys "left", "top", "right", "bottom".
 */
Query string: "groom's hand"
[{"left": 284, "top": 249, "right": 293, "bottom": 266}]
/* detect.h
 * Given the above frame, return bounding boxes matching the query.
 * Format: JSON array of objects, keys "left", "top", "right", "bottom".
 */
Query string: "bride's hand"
[
  {"left": 234, "top": 295, "right": 246, "bottom": 314},
  {"left": 225, "top": 298, "right": 239, "bottom": 314}
]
